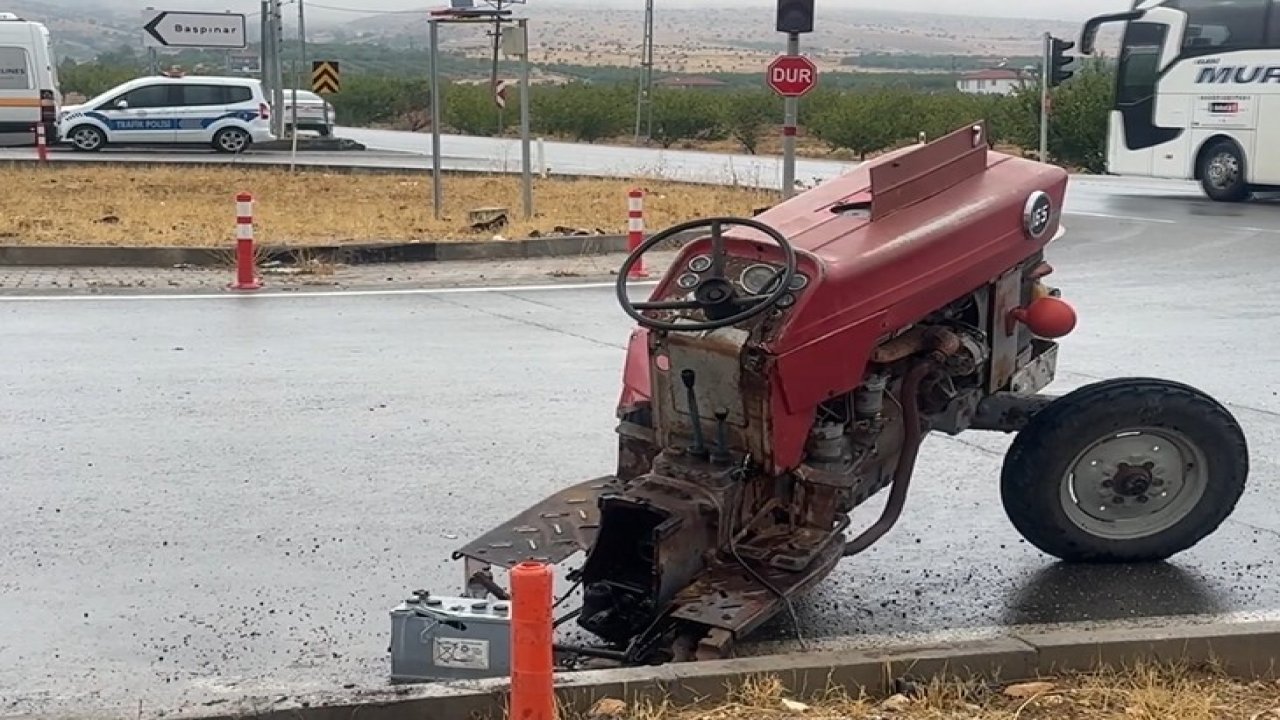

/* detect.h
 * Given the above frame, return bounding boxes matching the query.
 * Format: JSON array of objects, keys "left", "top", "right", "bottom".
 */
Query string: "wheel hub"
[
  {"left": 1111, "top": 463, "right": 1154, "bottom": 498},
  {"left": 1060, "top": 428, "right": 1208, "bottom": 541},
  {"left": 1208, "top": 153, "right": 1239, "bottom": 187}
]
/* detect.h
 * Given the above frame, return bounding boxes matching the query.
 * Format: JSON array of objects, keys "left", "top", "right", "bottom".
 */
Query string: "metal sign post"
[
  {"left": 1039, "top": 31, "right": 1050, "bottom": 164},
  {"left": 428, "top": 9, "right": 534, "bottom": 221},
  {"left": 773, "top": 0, "right": 815, "bottom": 198},
  {"left": 429, "top": 18, "right": 443, "bottom": 220},
  {"left": 782, "top": 33, "right": 800, "bottom": 198}
]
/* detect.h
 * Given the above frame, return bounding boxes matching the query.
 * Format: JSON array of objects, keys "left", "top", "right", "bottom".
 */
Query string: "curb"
[
  {"left": 0, "top": 231, "right": 707, "bottom": 269},
  {"left": 253, "top": 137, "right": 368, "bottom": 152},
  {"left": 112, "top": 620, "right": 1278, "bottom": 720}
]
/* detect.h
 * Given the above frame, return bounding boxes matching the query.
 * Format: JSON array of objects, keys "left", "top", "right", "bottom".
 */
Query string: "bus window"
[
  {"left": 1118, "top": 22, "right": 1167, "bottom": 105},
  {"left": 1168, "top": 0, "right": 1269, "bottom": 53}
]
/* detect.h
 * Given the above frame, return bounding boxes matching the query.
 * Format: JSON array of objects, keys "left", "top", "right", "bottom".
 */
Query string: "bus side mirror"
[{"left": 1080, "top": 10, "right": 1145, "bottom": 55}]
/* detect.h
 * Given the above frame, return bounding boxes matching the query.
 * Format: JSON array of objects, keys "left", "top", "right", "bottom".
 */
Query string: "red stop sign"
[{"left": 767, "top": 54, "right": 818, "bottom": 97}]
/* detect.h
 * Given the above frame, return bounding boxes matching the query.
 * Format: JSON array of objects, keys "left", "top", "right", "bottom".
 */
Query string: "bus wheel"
[{"left": 1199, "top": 140, "right": 1250, "bottom": 202}]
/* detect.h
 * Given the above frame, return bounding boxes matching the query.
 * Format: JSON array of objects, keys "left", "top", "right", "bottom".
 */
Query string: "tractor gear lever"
[
  {"left": 681, "top": 369, "right": 708, "bottom": 457},
  {"left": 711, "top": 408, "right": 731, "bottom": 465}
]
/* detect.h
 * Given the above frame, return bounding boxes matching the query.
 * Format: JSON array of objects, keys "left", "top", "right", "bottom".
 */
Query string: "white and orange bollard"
[
  {"left": 34, "top": 123, "right": 48, "bottom": 163},
  {"left": 229, "top": 192, "right": 263, "bottom": 291},
  {"left": 627, "top": 188, "right": 649, "bottom": 279}
]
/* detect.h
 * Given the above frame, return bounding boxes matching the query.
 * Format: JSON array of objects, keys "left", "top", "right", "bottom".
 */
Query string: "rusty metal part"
[
  {"left": 870, "top": 326, "right": 930, "bottom": 364},
  {"left": 451, "top": 476, "right": 619, "bottom": 568},
  {"left": 843, "top": 360, "right": 934, "bottom": 557},
  {"left": 668, "top": 519, "right": 847, "bottom": 637},
  {"left": 870, "top": 325, "right": 962, "bottom": 365},
  {"left": 575, "top": 455, "right": 744, "bottom": 645},
  {"left": 466, "top": 569, "right": 510, "bottom": 601},
  {"left": 970, "top": 391, "right": 1058, "bottom": 433}
]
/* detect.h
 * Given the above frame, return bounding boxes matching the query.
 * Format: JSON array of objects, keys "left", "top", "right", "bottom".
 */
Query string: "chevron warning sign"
[{"left": 311, "top": 60, "right": 340, "bottom": 94}]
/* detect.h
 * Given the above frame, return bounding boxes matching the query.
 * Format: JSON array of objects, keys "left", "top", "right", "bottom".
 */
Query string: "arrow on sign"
[
  {"left": 142, "top": 11, "right": 247, "bottom": 49},
  {"left": 312, "top": 61, "right": 341, "bottom": 94}
]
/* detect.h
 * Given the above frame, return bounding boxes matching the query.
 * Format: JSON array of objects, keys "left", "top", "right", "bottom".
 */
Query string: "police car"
[{"left": 57, "top": 72, "right": 275, "bottom": 153}]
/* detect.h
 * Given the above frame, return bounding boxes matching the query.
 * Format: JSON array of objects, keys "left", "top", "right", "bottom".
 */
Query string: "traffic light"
[
  {"left": 776, "top": 0, "right": 815, "bottom": 34},
  {"left": 1049, "top": 36, "right": 1076, "bottom": 87}
]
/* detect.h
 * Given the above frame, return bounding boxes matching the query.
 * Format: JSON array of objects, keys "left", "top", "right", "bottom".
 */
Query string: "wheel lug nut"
[
  {"left": 1113, "top": 497, "right": 1125, "bottom": 505},
  {"left": 1138, "top": 496, "right": 1149, "bottom": 503},
  {"left": 1102, "top": 480, "right": 1113, "bottom": 488},
  {"left": 1153, "top": 479, "right": 1164, "bottom": 487}
]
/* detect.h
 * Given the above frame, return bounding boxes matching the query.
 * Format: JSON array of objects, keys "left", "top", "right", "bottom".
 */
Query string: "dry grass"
[
  {"left": 568, "top": 662, "right": 1280, "bottom": 720},
  {"left": 1, "top": 166, "right": 779, "bottom": 248}
]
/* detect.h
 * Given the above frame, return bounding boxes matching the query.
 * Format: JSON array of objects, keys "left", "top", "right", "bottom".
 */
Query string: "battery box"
[{"left": 389, "top": 592, "right": 513, "bottom": 683}]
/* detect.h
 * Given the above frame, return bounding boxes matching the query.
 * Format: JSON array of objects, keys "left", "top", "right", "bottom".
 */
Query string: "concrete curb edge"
[
  {"left": 0, "top": 231, "right": 712, "bottom": 268},
  {"left": 163, "top": 620, "right": 1280, "bottom": 720}
]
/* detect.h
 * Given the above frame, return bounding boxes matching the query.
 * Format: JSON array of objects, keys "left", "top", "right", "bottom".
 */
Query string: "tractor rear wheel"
[{"left": 1000, "top": 378, "right": 1248, "bottom": 563}]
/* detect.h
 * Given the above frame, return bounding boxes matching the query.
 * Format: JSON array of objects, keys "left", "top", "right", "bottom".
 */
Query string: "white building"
[{"left": 956, "top": 69, "right": 1024, "bottom": 95}]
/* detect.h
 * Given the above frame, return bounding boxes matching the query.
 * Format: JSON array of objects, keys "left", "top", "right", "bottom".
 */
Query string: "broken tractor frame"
[{"left": 450, "top": 122, "right": 1250, "bottom": 668}]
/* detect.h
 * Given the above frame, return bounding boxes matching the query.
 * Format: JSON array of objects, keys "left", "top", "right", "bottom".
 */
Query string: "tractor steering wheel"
[{"left": 616, "top": 216, "right": 798, "bottom": 333}]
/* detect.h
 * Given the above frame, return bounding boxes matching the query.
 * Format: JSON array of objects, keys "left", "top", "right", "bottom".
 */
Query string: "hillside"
[{"left": 8, "top": 0, "right": 1117, "bottom": 69}]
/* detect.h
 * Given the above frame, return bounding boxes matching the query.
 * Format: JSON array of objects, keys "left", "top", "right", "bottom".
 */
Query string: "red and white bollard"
[
  {"left": 627, "top": 188, "right": 648, "bottom": 279},
  {"left": 229, "top": 192, "right": 262, "bottom": 291},
  {"left": 34, "top": 123, "right": 48, "bottom": 163}
]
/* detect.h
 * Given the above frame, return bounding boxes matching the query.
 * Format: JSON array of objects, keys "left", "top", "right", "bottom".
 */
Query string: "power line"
[{"left": 303, "top": 2, "right": 427, "bottom": 13}]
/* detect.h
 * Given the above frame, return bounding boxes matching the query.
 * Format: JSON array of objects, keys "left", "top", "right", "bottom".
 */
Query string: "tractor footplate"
[
  {"left": 665, "top": 521, "right": 848, "bottom": 657},
  {"left": 452, "top": 476, "right": 623, "bottom": 569}
]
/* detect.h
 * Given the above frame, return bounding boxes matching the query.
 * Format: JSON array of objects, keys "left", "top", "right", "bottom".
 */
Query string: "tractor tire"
[
  {"left": 1198, "top": 139, "right": 1251, "bottom": 203},
  {"left": 1000, "top": 378, "right": 1248, "bottom": 564}
]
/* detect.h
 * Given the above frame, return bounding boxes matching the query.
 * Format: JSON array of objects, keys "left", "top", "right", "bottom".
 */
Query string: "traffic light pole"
[
  {"left": 1039, "top": 31, "right": 1050, "bottom": 164},
  {"left": 782, "top": 31, "right": 799, "bottom": 199}
]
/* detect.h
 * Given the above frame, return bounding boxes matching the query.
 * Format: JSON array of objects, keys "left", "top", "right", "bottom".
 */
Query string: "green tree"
[
  {"left": 441, "top": 83, "right": 504, "bottom": 136},
  {"left": 532, "top": 83, "right": 630, "bottom": 143},
  {"left": 650, "top": 89, "right": 727, "bottom": 148},
  {"left": 999, "top": 59, "right": 1114, "bottom": 171},
  {"left": 807, "top": 91, "right": 906, "bottom": 159},
  {"left": 721, "top": 89, "right": 781, "bottom": 154},
  {"left": 328, "top": 75, "right": 429, "bottom": 128},
  {"left": 58, "top": 59, "right": 138, "bottom": 96}
]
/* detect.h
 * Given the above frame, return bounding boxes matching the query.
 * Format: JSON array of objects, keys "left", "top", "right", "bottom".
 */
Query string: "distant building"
[
  {"left": 653, "top": 75, "right": 729, "bottom": 90},
  {"left": 956, "top": 69, "right": 1024, "bottom": 95}
]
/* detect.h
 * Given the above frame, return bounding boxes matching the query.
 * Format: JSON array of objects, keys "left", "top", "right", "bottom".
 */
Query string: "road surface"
[
  {"left": 0, "top": 126, "right": 854, "bottom": 190},
  {"left": 2, "top": 181, "right": 1279, "bottom": 716}
]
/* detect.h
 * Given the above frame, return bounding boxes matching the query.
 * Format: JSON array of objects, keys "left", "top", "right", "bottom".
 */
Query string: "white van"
[
  {"left": 58, "top": 72, "right": 275, "bottom": 153},
  {"left": 0, "top": 13, "right": 60, "bottom": 142}
]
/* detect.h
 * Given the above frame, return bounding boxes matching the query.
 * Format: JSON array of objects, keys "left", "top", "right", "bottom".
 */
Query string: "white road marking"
[
  {"left": 1065, "top": 210, "right": 1178, "bottom": 224},
  {"left": 0, "top": 280, "right": 660, "bottom": 303}
]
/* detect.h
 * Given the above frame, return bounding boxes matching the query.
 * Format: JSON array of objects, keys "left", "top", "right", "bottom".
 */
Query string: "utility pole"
[
  {"left": 259, "top": 0, "right": 269, "bottom": 85},
  {"left": 271, "top": 0, "right": 285, "bottom": 138},
  {"left": 633, "top": 0, "right": 655, "bottom": 145}
]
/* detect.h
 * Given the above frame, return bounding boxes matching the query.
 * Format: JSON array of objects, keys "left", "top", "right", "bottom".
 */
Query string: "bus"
[{"left": 1081, "top": 0, "right": 1280, "bottom": 201}]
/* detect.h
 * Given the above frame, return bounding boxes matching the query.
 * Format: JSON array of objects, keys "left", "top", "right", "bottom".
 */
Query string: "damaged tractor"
[{"left": 448, "top": 122, "right": 1250, "bottom": 668}]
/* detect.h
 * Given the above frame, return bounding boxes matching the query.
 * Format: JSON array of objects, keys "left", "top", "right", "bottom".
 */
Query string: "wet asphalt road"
[{"left": 3, "top": 181, "right": 1280, "bottom": 715}]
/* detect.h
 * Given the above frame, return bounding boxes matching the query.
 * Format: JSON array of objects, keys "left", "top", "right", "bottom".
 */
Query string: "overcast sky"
[{"left": 106, "top": 0, "right": 1130, "bottom": 23}]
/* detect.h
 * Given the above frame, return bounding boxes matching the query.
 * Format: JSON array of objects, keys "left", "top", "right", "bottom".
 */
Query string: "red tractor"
[{"left": 454, "top": 123, "right": 1250, "bottom": 665}]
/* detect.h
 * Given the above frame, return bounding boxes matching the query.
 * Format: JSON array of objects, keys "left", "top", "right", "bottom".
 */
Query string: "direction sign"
[
  {"left": 312, "top": 61, "right": 341, "bottom": 95},
  {"left": 766, "top": 54, "right": 818, "bottom": 97},
  {"left": 142, "top": 10, "right": 247, "bottom": 49}
]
